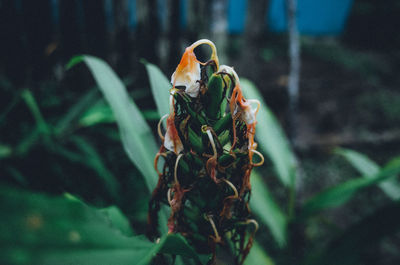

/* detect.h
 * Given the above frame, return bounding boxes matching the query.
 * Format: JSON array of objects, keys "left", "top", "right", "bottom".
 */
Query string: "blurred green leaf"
[
  {"left": 100, "top": 206, "right": 134, "bottom": 236},
  {"left": 68, "top": 55, "right": 159, "bottom": 192},
  {"left": 304, "top": 201, "right": 400, "bottom": 265},
  {"left": 0, "top": 186, "right": 199, "bottom": 265},
  {"left": 301, "top": 157, "right": 400, "bottom": 218},
  {"left": 0, "top": 144, "right": 12, "bottom": 158},
  {"left": 21, "top": 90, "right": 52, "bottom": 144},
  {"left": 79, "top": 101, "right": 159, "bottom": 127},
  {"left": 250, "top": 170, "right": 287, "bottom": 247},
  {"left": 55, "top": 89, "right": 99, "bottom": 135},
  {"left": 5, "top": 167, "right": 28, "bottom": 186},
  {"left": 158, "top": 234, "right": 200, "bottom": 262},
  {"left": 142, "top": 61, "right": 171, "bottom": 120},
  {"left": 79, "top": 100, "right": 115, "bottom": 127},
  {"left": 244, "top": 241, "right": 275, "bottom": 265},
  {"left": 241, "top": 79, "right": 297, "bottom": 187},
  {"left": 142, "top": 109, "right": 161, "bottom": 121},
  {"left": 69, "top": 136, "right": 119, "bottom": 200},
  {"left": 336, "top": 148, "right": 400, "bottom": 200}
]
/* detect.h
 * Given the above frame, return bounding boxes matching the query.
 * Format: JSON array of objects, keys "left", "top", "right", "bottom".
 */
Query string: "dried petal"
[
  {"left": 171, "top": 47, "right": 201, "bottom": 97},
  {"left": 164, "top": 115, "right": 184, "bottom": 154}
]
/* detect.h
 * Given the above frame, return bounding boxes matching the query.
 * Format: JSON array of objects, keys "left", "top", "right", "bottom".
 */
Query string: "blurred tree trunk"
[
  {"left": 286, "top": 0, "right": 300, "bottom": 145},
  {"left": 0, "top": 1, "right": 26, "bottom": 85},
  {"left": 82, "top": 0, "right": 107, "bottom": 58},
  {"left": 240, "top": 0, "right": 269, "bottom": 81},
  {"left": 186, "top": 0, "right": 211, "bottom": 43},
  {"left": 166, "top": 0, "right": 182, "bottom": 72},
  {"left": 59, "top": 0, "right": 84, "bottom": 61},
  {"left": 210, "top": 0, "right": 228, "bottom": 64},
  {"left": 136, "top": 0, "right": 159, "bottom": 64},
  {"left": 112, "top": 0, "right": 131, "bottom": 75},
  {"left": 21, "top": 0, "right": 53, "bottom": 83}
]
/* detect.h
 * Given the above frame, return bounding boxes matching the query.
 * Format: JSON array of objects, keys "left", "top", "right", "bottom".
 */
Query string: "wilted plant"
[{"left": 148, "top": 39, "right": 264, "bottom": 264}]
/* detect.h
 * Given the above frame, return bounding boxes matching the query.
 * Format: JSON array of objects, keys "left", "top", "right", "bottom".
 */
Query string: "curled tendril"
[
  {"left": 174, "top": 154, "right": 184, "bottom": 185},
  {"left": 190, "top": 39, "right": 219, "bottom": 69},
  {"left": 221, "top": 178, "right": 239, "bottom": 198},
  {"left": 203, "top": 126, "right": 219, "bottom": 183},
  {"left": 157, "top": 114, "right": 169, "bottom": 141},
  {"left": 250, "top": 149, "right": 264, "bottom": 167},
  {"left": 167, "top": 188, "right": 173, "bottom": 207},
  {"left": 205, "top": 214, "right": 222, "bottom": 243}
]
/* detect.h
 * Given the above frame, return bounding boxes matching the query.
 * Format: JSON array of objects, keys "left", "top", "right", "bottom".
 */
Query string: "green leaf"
[
  {"left": 241, "top": 79, "right": 297, "bottom": 187},
  {"left": 142, "top": 61, "right": 171, "bottom": 119},
  {"left": 100, "top": 206, "right": 134, "bottom": 236},
  {"left": 250, "top": 170, "right": 287, "bottom": 247},
  {"left": 244, "top": 242, "right": 275, "bottom": 265},
  {"left": 55, "top": 88, "right": 99, "bottom": 135},
  {"left": 158, "top": 234, "right": 200, "bottom": 262},
  {"left": 304, "top": 201, "right": 400, "bottom": 265},
  {"left": 301, "top": 157, "right": 400, "bottom": 218},
  {"left": 68, "top": 55, "right": 159, "bottom": 192},
  {"left": 335, "top": 148, "right": 400, "bottom": 200},
  {"left": 21, "top": 90, "right": 52, "bottom": 145},
  {"left": 78, "top": 100, "right": 115, "bottom": 127},
  {"left": 0, "top": 144, "right": 12, "bottom": 158},
  {"left": 0, "top": 187, "right": 199, "bottom": 265},
  {"left": 69, "top": 136, "right": 120, "bottom": 200}
]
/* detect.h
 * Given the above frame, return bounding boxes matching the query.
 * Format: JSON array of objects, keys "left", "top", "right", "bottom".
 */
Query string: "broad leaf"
[
  {"left": 79, "top": 100, "right": 115, "bottom": 127},
  {"left": 100, "top": 206, "right": 134, "bottom": 236},
  {"left": 159, "top": 234, "right": 200, "bottom": 262},
  {"left": 142, "top": 61, "right": 171, "bottom": 119},
  {"left": 70, "top": 135, "right": 120, "bottom": 200},
  {"left": 241, "top": 78, "right": 297, "bottom": 187},
  {"left": 55, "top": 88, "right": 99, "bottom": 134},
  {"left": 250, "top": 170, "right": 287, "bottom": 247},
  {"left": 0, "top": 187, "right": 198, "bottom": 265},
  {"left": 336, "top": 148, "right": 400, "bottom": 200},
  {"left": 68, "top": 55, "right": 159, "bottom": 192},
  {"left": 301, "top": 157, "right": 400, "bottom": 218},
  {"left": 245, "top": 242, "right": 275, "bottom": 265}
]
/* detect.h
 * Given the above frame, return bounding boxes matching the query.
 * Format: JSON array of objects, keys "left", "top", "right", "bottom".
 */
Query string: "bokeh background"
[{"left": 1, "top": 0, "right": 400, "bottom": 264}]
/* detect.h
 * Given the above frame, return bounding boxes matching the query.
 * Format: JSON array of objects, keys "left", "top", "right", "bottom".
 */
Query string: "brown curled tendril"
[
  {"left": 157, "top": 114, "right": 169, "bottom": 141},
  {"left": 238, "top": 219, "right": 259, "bottom": 265},
  {"left": 250, "top": 149, "right": 264, "bottom": 167}
]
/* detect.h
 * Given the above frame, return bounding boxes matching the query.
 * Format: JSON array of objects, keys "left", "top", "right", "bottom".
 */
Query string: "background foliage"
[{"left": 1, "top": 0, "right": 400, "bottom": 264}]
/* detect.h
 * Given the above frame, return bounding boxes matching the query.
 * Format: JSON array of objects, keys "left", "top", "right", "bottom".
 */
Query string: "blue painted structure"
[
  {"left": 268, "top": 0, "right": 354, "bottom": 35},
  {"left": 228, "top": 0, "right": 248, "bottom": 33},
  {"left": 46, "top": 0, "right": 354, "bottom": 35}
]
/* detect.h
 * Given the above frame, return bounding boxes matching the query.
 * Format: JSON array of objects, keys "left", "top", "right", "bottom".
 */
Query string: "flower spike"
[{"left": 149, "top": 40, "right": 263, "bottom": 264}]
